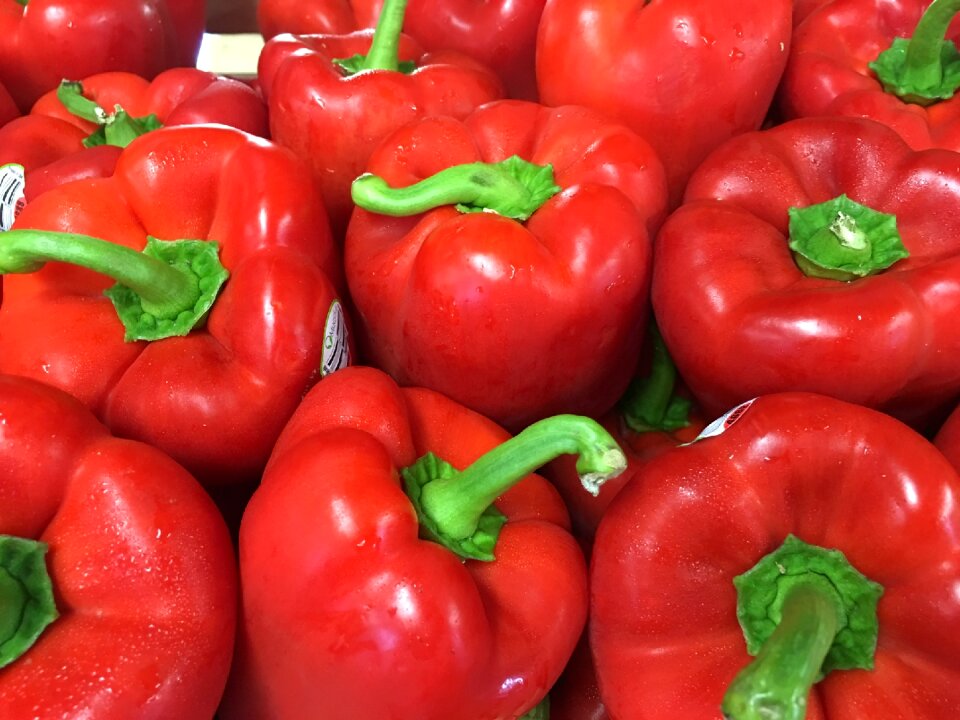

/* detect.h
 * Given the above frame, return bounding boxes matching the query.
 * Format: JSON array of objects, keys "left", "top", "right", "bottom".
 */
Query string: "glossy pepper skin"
[
  {"left": 258, "top": 27, "right": 502, "bottom": 236},
  {"left": 0, "top": 125, "right": 348, "bottom": 486},
  {"left": 536, "top": 0, "right": 792, "bottom": 206},
  {"left": 0, "top": 69, "right": 268, "bottom": 217},
  {"left": 591, "top": 392, "right": 960, "bottom": 719},
  {"left": 0, "top": 0, "right": 204, "bottom": 112},
  {"left": 780, "top": 0, "right": 960, "bottom": 151},
  {"left": 0, "top": 374, "right": 237, "bottom": 719},
  {"left": 653, "top": 116, "right": 960, "bottom": 428},
  {"left": 258, "top": 0, "right": 545, "bottom": 100},
  {"left": 346, "top": 100, "right": 667, "bottom": 431},
  {"left": 220, "top": 366, "right": 588, "bottom": 720}
]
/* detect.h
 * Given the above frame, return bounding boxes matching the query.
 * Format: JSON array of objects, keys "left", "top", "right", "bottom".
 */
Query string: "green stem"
[
  {"left": 869, "top": 0, "right": 960, "bottom": 104},
  {"left": 723, "top": 536, "right": 883, "bottom": 720},
  {"left": 901, "top": 0, "right": 960, "bottom": 91},
  {"left": 403, "top": 415, "right": 627, "bottom": 560},
  {"left": 332, "top": 0, "right": 415, "bottom": 75},
  {"left": 352, "top": 156, "right": 561, "bottom": 222},
  {"left": 423, "top": 415, "right": 625, "bottom": 540},
  {"left": 57, "top": 81, "right": 162, "bottom": 148},
  {"left": 0, "top": 536, "right": 58, "bottom": 669},
  {"left": 722, "top": 582, "right": 840, "bottom": 720},
  {"left": 13, "top": 0, "right": 27, "bottom": 6},
  {"left": 0, "top": 230, "right": 229, "bottom": 341},
  {"left": 361, "top": 0, "right": 409, "bottom": 71},
  {"left": 620, "top": 324, "right": 691, "bottom": 433}
]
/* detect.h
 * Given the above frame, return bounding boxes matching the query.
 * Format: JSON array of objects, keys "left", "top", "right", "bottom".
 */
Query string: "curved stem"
[
  {"left": 352, "top": 156, "right": 560, "bottom": 221},
  {"left": 421, "top": 415, "right": 626, "bottom": 541},
  {"left": 0, "top": 229, "right": 197, "bottom": 314},
  {"left": 902, "top": 0, "right": 960, "bottom": 90},
  {"left": 0, "top": 230, "right": 229, "bottom": 341},
  {"left": 57, "top": 81, "right": 162, "bottom": 148},
  {"left": 57, "top": 81, "right": 106, "bottom": 123},
  {"left": 722, "top": 582, "right": 839, "bottom": 720}
]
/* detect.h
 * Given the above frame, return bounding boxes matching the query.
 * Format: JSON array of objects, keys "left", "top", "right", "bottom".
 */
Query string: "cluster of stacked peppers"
[{"left": 1, "top": 0, "right": 960, "bottom": 718}]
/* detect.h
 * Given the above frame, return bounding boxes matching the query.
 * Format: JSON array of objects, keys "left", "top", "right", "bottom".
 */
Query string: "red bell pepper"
[
  {"left": 258, "top": 0, "right": 544, "bottom": 100},
  {"left": 935, "top": 403, "right": 960, "bottom": 471},
  {"left": 0, "top": 80, "right": 16, "bottom": 128},
  {"left": 793, "top": 0, "right": 833, "bottom": 25},
  {"left": 220, "top": 365, "right": 626, "bottom": 720},
  {"left": 0, "top": 69, "right": 268, "bottom": 231},
  {"left": 258, "top": 0, "right": 503, "bottom": 236},
  {"left": 653, "top": 116, "right": 960, "bottom": 428},
  {"left": 780, "top": 0, "right": 960, "bottom": 151},
  {"left": 591, "top": 392, "right": 960, "bottom": 719},
  {"left": 547, "top": 326, "right": 704, "bottom": 549},
  {"left": 346, "top": 100, "right": 667, "bottom": 431},
  {"left": 0, "top": 374, "right": 237, "bottom": 719},
  {"left": 0, "top": 124, "right": 350, "bottom": 485},
  {"left": 536, "top": 0, "right": 792, "bottom": 205},
  {"left": 0, "top": 0, "right": 204, "bottom": 112}
]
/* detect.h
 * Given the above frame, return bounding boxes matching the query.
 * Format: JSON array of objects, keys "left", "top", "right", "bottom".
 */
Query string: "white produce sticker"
[
  {"left": 321, "top": 299, "right": 349, "bottom": 376},
  {"left": 688, "top": 398, "right": 757, "bottom": 444},
  {"left": 0, "top": 163, "right": 25, "bottom": 232}
]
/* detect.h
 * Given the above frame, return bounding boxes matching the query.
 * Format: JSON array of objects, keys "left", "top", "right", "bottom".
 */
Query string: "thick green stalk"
[
  {"left": 352, "top": 156, "right": 560, "bottom": 222},
  {"left": 0, "top": 230, "right": 228, "bottom": 341},
  {"left": 403, "top": 415, "right": 626, "bottom": 560},
  {"left": 870, "top": 0, "right": 960, "bottom": 104}
]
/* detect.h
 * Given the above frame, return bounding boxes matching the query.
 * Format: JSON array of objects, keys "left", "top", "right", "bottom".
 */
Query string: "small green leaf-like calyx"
[
  {"left": 870, "top": 37, "right": 960, "bottom": 104},
  {"left": 57, "top": 80, "right": 163, "bottom": 148},
  {"left": 735, "top": 535, "right": 883, "bottom": 674},
  {"left": 0, "top": 535, "right": 59, "bottom": 669},
  {"left": 332, "top": 54, "right": 417, "bottom": 76},
  {"left": 105, "top": 237, "right": 229, "bottom": 342},
  {"left": 788, "top": 195, "right": 908, "bottom": 281},
  {"left": 402, "top": 453, "right": 506, "bottom": 562},
  {"left": 83, "top": 110, "right": 163, "bottom": 149},
  {"left": 455, "top": 157, "right": 562, "bottom": 221}
]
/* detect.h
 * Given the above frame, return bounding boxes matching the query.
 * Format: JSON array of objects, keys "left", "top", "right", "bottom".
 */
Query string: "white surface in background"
[{"left": 196, "top": 33, "right": 264, "bottom": 77}]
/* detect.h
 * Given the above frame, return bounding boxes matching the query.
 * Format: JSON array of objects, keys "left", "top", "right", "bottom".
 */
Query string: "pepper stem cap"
[
  {"left": 0, "top": 536, "right": 58, "bottom": 669},
  {"left": 788, "top": 194, "right": 907, "bottom": 281}
]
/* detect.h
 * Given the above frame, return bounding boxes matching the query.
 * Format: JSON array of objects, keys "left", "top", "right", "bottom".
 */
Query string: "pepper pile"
[{"left": 2, "top": 0, "right": 960, "bottom": 718}]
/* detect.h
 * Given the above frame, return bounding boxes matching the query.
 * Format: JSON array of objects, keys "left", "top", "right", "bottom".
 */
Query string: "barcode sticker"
[
  {"left": 321, "top": 299, "right": 349, "bottom": 376},
  {"left": 0, "top": 163, "right": 25, "bottom": 232}
]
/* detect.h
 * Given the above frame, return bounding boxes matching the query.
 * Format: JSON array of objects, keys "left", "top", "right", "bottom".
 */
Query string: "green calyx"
[
  {"left": 404, "top": 453, "right": 507, "bottom": 562},
  {"left": 333, "top": 55, "right": 416, "bottom": 76},
  {"left": 721, "top": 535, "right": 883, "bottom": 720},
  {"left": 352, "top": 156, "right": 561, "bottom": 222},
  {"left": 869, "top": 0, "right": 960, "bottom": 105},
  {"left": 788, "top": 195, "right": 908, "bottom": 281},
  {"left": 0, "top": 230, "right": 229, "bottom": 342},
  {"left": 401, "top": 415, "right": 627, "bottom": 561},
  {"left": 0, "top": 536, "right": 58, "bottom": 669},
  {"left": 57, "top": 80, "right": 162, "bottom": 148},
  {"left": 620, "top": 323, "right": 691, "bottom": 434},
  {"left": 332, "top": 0, "right": 416, "bottom": 75}
]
